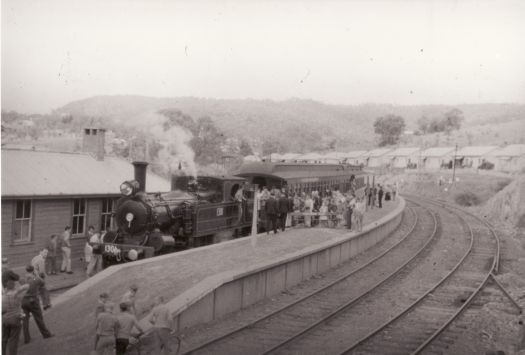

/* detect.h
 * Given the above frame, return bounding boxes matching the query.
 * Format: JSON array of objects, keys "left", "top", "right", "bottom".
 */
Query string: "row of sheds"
[{"left": 245, "top": 144, "right": 525, "bottom": 172}]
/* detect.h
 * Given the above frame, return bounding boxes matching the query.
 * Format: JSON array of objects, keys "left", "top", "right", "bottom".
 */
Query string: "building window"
[
  {"left": 13, "top": 200, "right": 32, "bottom": 243},
  {"left": 101, "top": 199, "right": 115, "bottom": 232},
  {"left": 72, "top": 199, "right": 87, "bottom": 235}
]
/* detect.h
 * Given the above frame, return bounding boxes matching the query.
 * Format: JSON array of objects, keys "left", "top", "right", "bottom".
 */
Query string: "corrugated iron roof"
[
  {"left": 343, "top": 150, "right": 368, "bottom": 158},
  {"left": 456, "top": 146, "right": 498, "bottom": 157},
  {"left": 421, "top": 147, "right": 455, "bottom": 157},
  {"left": 489, "top": 144, "right": 525, "bottom": 157},
  {"left": 386, "top": 147, "right": 420, "bottom": 157},
  {"left": 366, "top": 148, "right": 393, "bottom": 157},
  {"left": 1, "top": 149, "right": 171, "bottom": 198}
]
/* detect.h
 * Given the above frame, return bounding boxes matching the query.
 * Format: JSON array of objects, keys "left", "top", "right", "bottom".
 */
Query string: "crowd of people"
[
  {"left": 1, "top": 223, "right": 110, "bottom": 355},
  {"left": 255, "top": 182, "right": 397, "bottom": 233}
]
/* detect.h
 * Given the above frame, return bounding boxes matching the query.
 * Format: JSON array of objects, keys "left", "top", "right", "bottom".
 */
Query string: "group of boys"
[
  {"left": 2, "top": 258, "right": 54, "bottom": 355},
  {"left": 94, "top": 285, "right": 174, "bottom": 355}
]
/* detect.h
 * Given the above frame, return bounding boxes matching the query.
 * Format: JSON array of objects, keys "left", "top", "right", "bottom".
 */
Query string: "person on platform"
[
  {"left": 95, "top": 302, "right": 118, "bottom": 355},
  {"left": 21, "top": 265, "right": 54, "bottom": 344},
  {"left": 377, "top": 185, "right": 384, "bottom": 208},
  {"left": 346, "top": 195, "right": 356, "bottom": 230},
  {"left": 2, "top": 279, "right": 29, "bottom": 355},
  {"left": 121, "top": 284, "right": 139, "bottom": 316},
  {"left": 354, "top": 198, "right": 366, "bottom": 232},
  {"left": 30, "top": 249, "right": 51, "bottom": 310},
  {"left": 278, "top": 191, "right": 289, "bottom": 232},
  {"left": 265, "top": 192, "right": 279, "bottom": 234},
  {"left": 60, "top": 226, "right": 72, "bottom": 274},
  {"left": 87, "top": 227, "right": 103, "bottom": 277},
  {"left": 319, "top": 200, "right": 329, "bottom": 228},
  {"left": 45, "top": 234, "right": 59, "bottom": 275},
  {"left": 303, "top": 194, "right": 314, "bottom": 227},
  {"left": 116, "top": 302, "right": 143, "bottom": 355},
  {"left": 149, "top": 296, "right": 174, "bottom": 355}
]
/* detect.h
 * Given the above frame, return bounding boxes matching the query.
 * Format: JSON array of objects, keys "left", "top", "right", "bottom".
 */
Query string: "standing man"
[
  {"left": 60, "top": 226, "right": 72, "bottom": 274},
  {"left": 377, "top": 185, "right": 384, "bottom": 208},
  {"left": 278, "top": 192, "right": 289, "bottom": 232},
  {"left": 234, "top": 184, "right": 247, "bottom": 221},
  {"left": 95, "top": 302, "right": 118, "bottom": 355},
  {"left": 115, "top": 302, "right": 143, "bottom": 355},
  {"left": 149, "top": 296, "right": 174, "bottom": 355},
  {"left": 87, "top": 227, "right": 103, "bottom": 277},
  {"left": 265, "top": 192, "right": 279, "bottom": 235},
  {"left": 45, "top": 235, "right": 59, "bottom": 275},
  {"left": 392, "top": 181, "right": 398, "bottom": 201},
  {"left": 31, "top": 249, "right": 51, "bottom": 310},
  {"left": 2, "top": 279, "right": 29, "bottom": 355},
  {"left": 346, "top": 195, "right": 356, "bottom": 230},
  {"left": 21, "top": 265, "right": 54, "bottom": 344}
]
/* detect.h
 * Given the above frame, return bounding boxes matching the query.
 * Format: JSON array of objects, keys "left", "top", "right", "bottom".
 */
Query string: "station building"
[{"left": 1, "top": 128, "right": 170, "bottom": 268}]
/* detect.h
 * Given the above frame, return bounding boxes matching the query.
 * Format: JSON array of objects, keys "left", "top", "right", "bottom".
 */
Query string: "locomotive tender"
[{"left": 101, "top": 160, "right": 366, "bottom": 267}]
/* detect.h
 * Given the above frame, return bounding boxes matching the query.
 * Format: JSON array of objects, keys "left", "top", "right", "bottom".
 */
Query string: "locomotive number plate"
[
  {"left": 216, "top": 207, "right": 224, "bottom": 216},
  {"left": 104, "top": 244, "right": 121, "bottom": 256}
]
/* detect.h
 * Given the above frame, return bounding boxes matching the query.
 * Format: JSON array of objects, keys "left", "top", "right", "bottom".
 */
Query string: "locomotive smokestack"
[{"left": 132, "top": 161, "right": 148, "bottom": 192}]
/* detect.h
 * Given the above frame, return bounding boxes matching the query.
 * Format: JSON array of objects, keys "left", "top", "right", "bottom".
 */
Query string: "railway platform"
[{"left": 20, "top": 197, "right": 404, "bottom": 355}]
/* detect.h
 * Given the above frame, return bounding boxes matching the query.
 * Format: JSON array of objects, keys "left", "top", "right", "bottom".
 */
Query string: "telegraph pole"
[{"left": 451, "top": 143, "right": 458, "bottom": 186}]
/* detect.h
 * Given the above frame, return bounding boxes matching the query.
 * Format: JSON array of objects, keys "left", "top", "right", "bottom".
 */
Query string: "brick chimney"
[{"left": 82, "top": 128, "right": 106, "bottom": 161}]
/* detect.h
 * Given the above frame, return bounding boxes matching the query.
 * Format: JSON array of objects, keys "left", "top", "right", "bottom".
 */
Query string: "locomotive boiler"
[{"left": 101, "top": 161, "right": 253, "bottom": 266}]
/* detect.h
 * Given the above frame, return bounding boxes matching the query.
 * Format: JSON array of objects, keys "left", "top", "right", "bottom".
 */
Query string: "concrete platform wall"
[{"left": 171, "top": 197, "right": 405, "bottom": 331}]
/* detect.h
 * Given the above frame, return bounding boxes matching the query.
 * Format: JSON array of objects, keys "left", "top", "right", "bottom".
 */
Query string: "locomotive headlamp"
[
  {"left": 120, "top": 182, "right": 133, "bottom": 196},
  {"left": 120, "top": 180, "right": 140, "bottom": 196}
]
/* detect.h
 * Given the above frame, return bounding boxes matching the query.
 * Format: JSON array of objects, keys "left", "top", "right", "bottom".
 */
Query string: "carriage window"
[{"left": 231, "top": 183, "right": 240, "bottom": 199}]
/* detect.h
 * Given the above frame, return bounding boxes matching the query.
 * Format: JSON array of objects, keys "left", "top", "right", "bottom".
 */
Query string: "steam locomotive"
[{"left": 101, "top": 160, "right": 367, "bottom": 267}]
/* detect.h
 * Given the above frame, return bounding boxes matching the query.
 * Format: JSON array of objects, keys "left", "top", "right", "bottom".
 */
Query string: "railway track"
[
  {"left": 181, "top": 197, "right": 506, "bottom": 355},
  {"left": 338, "top": 196, "right": 499, "bottom": 355},
  {"left": 182, "top": 200, "right": 443, "bottom": 354}
]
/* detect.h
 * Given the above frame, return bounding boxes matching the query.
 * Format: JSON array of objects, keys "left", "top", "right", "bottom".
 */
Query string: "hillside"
[{"left": 54, "top": 96, "right": 525, "bottom": 151}]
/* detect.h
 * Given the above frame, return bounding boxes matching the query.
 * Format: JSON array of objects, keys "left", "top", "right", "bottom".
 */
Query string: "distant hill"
[{"left": 54, "top": 96, "right": 525, "bottom": 151}]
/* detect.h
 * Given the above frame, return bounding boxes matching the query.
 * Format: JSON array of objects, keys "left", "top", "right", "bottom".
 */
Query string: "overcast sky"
[{"left": 2, "top": 0, "right": 525, "bottom": 113}]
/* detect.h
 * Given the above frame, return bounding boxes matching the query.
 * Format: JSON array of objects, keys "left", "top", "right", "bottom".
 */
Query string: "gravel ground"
[{"left": 19, "top": 201, "right": 400, "bottom": 355}]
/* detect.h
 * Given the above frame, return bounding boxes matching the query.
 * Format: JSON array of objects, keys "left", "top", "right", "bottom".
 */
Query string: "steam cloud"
[{"left": 149, "top": 121, "right": 198, "bottom": 178}]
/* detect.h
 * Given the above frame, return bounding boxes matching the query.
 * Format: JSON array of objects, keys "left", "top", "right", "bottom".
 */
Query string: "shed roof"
[
  {"left": 366, "top": 148, "right": 393, "bottom": 157},
  {"left": 421, "top": 147, "right": 455, "bottom": 157},
  {"left": 343, "top": 150, "right": 368, "bottom": 158},
  {"left": 1, "top": 149, "right": 171, "bottom": 198},
  {"left": 456, "top": 146, "right": 498, "bottom": 157},
  {"left": 386, "top": 147, "right": 420, "bottom": 157},
  {"left": 489, "top": 144, "right": 525, "bottom": 157}
]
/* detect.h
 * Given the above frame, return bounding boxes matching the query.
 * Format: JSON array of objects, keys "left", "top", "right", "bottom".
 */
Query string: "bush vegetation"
[{"left": 455, "top": 191, "right": 481, "bottom": 206}]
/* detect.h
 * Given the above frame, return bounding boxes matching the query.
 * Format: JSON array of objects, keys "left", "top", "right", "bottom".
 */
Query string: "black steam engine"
[{"left": 101, "top": 162, "right": 253, "bottom": 266}]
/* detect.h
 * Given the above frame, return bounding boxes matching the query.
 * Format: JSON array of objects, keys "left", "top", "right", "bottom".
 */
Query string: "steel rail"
[
  {"left": 183, "top": 201, "right": 423, "bottom": 355},
  {"left": 261, "top": 200, "right": 439, "bottom": 355},
  {"left": 338, "top": 195, "right": 498, "bottom": 355},
  {"left": 404, "top": 194, "right": 501, "bottom": 354}
]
